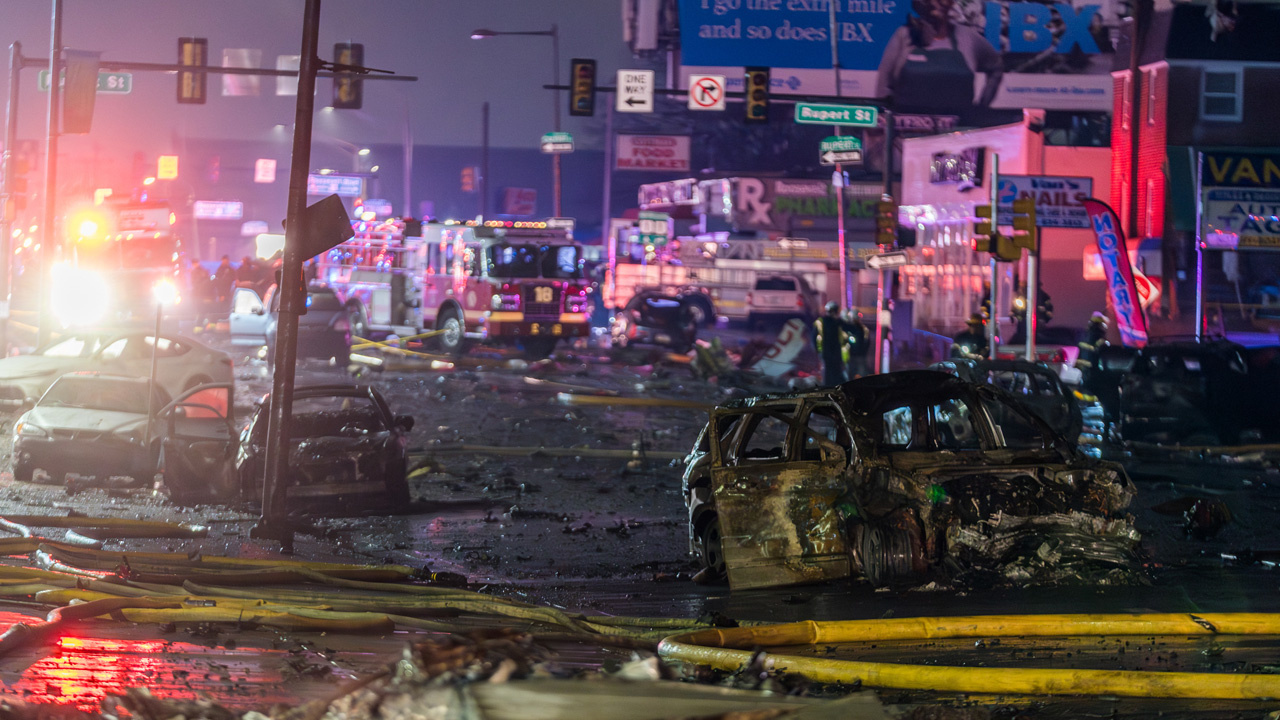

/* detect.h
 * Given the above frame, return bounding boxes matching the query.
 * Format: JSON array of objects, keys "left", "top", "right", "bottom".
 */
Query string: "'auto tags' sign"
[
  {"left": 995, "top": 175, "right": 1093, "bottom": 229},
  {"left": 1202, "top": 187, "right": 1280, "bottom": 251}
]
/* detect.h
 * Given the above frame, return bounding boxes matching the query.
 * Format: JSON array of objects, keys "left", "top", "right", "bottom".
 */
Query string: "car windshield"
[
  {"left": 980, "top": 395, "right": 1050, "bottom": 450},
  {"left": 40, "top": 377, "right": 167, "bottom": 414},
  {"left": 306, "top": 291, "right": 344, "bottom": 312},
  {"left": 39, "top": 335, "right": 104, "bottom": 357},
  {"left": 486, "top": 242, "right": 582, "bottom": 279},
  {"left": 289, "top": 394, "right": 386, "bottom": 438}
]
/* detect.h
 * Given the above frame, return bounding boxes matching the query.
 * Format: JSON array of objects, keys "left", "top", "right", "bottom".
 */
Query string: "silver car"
[{"left": 0, "top": 331, "right": 233, "bottom": 409}]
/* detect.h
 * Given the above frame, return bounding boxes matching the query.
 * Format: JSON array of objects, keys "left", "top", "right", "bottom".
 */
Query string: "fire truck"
[
  {"left": 51, "top": 200, "right": 185, "bottom": 328},
  {"left": 317, "top": 218, "right": 591, "bottom": 358}
]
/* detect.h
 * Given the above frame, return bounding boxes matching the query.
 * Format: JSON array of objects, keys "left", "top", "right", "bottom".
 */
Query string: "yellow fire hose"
[
  {"left": 555, "top": 392, "right": 712, "bottom": 410},
  {"left": 1, "top": 515, "right": 209, "bottom": 538},
  {"left": 350, "top": 329, "right": 444, "bottom": 352},
  {"left": 659, "top": 614, "right": 1280, "bottom": 700}
]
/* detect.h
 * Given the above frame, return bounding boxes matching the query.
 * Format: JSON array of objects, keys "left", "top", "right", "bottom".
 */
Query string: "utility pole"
[
  {"left": 38, "top": 0, "right": 62, "bottom": 345},
  {"left": 988, "top": 153, "right": 1000, "bottom": 360},
  {"left": 253, "top": 0, "right": 322, "bottom": 551},
  {"left": 1, "top": 42, "right": 22, "bottom": 356}
]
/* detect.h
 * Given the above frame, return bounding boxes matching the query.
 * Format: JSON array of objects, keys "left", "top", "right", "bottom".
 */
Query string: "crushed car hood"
[{"left": 23, "top": 406, "right": 146, "bottom": 435}]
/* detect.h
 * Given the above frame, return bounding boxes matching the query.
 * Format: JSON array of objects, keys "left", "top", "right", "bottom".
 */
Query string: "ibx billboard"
[{"left": 679, "top": 0, "right": 1127, "bottom": 115}]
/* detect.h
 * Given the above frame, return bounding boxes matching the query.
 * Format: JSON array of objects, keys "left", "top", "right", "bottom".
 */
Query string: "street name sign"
[
  {"left": 617, "top": 70, "right": 655, "bottom": 113},
  {"left": 687, "top": 74, "right": 726, "bottom": 111},
  {"left": 38, "top": 70, "right": 132, "bottom": 94},
  {"left": 540, "top": 132, "right": 574, "bottom": 154},
  {"left": 819, "top": 136, "right": 863, "bottom": 165},
  {"left": 865, "top": 250, "right": 909, "bottom": 270},
  {"left": 794, "top": 103, "right": 877, "bottom": 127}
]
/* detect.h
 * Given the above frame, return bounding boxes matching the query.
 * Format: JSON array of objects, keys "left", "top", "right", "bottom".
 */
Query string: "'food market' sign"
[{"left": 616, "top": 134, "right": 691, "bottom": 172}]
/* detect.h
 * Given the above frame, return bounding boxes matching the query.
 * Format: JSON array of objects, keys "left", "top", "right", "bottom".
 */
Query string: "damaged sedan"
[{"left": 682, "top": 370, "right": 1138, "bottom": 591}]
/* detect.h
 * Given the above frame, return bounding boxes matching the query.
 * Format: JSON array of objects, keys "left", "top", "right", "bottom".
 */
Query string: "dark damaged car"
[
  {"left": 682, "top": 370, "right": 1138, "bottom": 591},
  {"left": 159, "top": 384, "right": 413, "bottom": 511}
]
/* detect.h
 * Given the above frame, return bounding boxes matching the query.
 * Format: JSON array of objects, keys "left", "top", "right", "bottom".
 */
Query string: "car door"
[
  {"left": 711, "top": 398, "right": 853, "bottom": 591},
  {"left": 229, "top": 287, "right": 270, "bottom": 345},
  {"left": 158, "top": 382, "right": 237, "bottom": 504}
]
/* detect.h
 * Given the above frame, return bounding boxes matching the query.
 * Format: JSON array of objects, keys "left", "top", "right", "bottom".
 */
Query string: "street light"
[
  {"left": 144, "top": 277, "right": 180, "bottom": 473},
  {"left": 470, "top": 25, "right": 561, "bottom": 217}
]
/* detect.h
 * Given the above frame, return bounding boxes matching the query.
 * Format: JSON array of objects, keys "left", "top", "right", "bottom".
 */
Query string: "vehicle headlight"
[
  {"left": 50, "top": 263, "right": 110, "bottom": 328},
  {"left": 16, "top": 421, "right": 46, "bottom": 438}
]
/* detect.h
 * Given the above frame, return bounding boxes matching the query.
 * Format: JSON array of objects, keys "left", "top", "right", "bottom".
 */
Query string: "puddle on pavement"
[{"left": 0, "top": 610, "right": 431, "bottom": 712}]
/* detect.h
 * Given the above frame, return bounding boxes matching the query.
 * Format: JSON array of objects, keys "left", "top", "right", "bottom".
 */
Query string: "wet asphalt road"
[{"left": 4, "top": 327, "right": 1280, "bottom": 716}]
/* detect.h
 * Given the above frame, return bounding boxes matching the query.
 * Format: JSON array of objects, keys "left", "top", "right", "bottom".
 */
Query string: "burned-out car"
[
  {"left": 159, "top": 384, "right": 413, "bottom": 511},
  {"left": 682, "top": 371, "right": 1138, "bottom": 591}
]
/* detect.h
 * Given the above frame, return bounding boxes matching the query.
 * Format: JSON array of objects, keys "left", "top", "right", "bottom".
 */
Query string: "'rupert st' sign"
[{"left": 794, "top": 102, "right": 877, "bottom": 127}]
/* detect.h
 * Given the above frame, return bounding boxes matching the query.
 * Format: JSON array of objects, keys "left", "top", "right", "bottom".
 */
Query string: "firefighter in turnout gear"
[
  {"left": 813, "top": 301, "right": 858, "bottom": 386},
  {"left": 951, "top": 313, "right": 989, "bottom": 359}
]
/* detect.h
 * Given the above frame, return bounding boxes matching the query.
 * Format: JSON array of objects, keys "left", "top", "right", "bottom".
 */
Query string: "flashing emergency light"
[{"left": 152, "top": 278, "right": 180, "bottom": 306}]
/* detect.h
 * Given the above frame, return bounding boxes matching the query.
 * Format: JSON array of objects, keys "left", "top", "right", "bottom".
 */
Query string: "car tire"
[
  {"left": 436, "top": 309, "right": 466, "bottom": 357},
  {"left": 184, "top": 375, "right": 212, "bottom": 391},
  {"left": 684, "top": 296, "right": 716, "bottom": 327},
  {"left": 12, "top": 461, "right": 31, "bottom": 483},
  {"left": 347, "top": 304, "right": 372, "bottom": 342},
  {"left": 522, "top": 338, "right": 557, "bottom": 360},
  {"left": 695, "top": 512, "right": 726, "bottom": 580}
]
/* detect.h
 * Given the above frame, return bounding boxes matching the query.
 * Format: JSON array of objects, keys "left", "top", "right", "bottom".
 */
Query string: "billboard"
[
  {"left": 1202, "top": 188, "right": 1280, "bottom": 251},
  {"left": 996, "top": 175, "right": 1093, "bottom": 229},
  {"left": 678, "top": 0, "right": 1126, "bottom": 113}
]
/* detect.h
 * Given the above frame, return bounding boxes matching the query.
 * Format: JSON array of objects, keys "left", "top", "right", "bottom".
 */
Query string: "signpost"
[
  {"left": 540, "top": 131, "right": 574, "bottom": 154},
  {"left": 820, "top": 136, "right": 863, "bottom": 165},
  {"left": 616, "top": 69, "right": 654, "bottom": 113},
  {"left": 687, "top": 74, "right": 726, "bottom": 111},
  {"left": 38, "top": 69, "right": 132, "bottom": 94},
  {"left": 794, "top": 102, "right": 876, "bottom": 127},
  {"left": 864, "top": 250, "right": 908, "bottom": 270},
  {"left": 638, "top": 210, "right": 670, "bottom": 246}
]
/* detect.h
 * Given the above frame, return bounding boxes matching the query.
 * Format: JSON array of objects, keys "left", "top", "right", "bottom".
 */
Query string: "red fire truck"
[{"left": 317, "top": 218, "right": 591, "bottom": 358}]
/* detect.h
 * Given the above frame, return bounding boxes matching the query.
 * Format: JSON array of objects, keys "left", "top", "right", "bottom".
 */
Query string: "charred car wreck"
[
  {"left": 683, "top": 371, "right": 1139, "bottom": 591},
  {"left": 159, "top": 384, "right": 413, "bottom": 512}
]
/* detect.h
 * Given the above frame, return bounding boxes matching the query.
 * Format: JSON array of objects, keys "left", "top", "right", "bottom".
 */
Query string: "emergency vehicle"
[
  {"left": 52, "top": 201, "right": 185, "bottom": 328},
  {"left": 317, "top": 218, "right": 591, "bottom": 358}
]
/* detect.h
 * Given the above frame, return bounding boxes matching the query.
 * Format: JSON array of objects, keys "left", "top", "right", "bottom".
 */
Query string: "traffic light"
[
  {"left": 744, "top": 67, "right": 769, "bottom": 123},
  {"left": 177, "top": 37, "right": 208, "bottom": 104},
  {"left": 1010, "top": 197, "right": 1038, "bottom": 251},
  {"left": 875, "top": 196, "right": 897, "bottom": 246},
  {"left": 569, "top": 59, "right": 597, "bottom": 117},
  {"left": 461, "top": 166, "right": 476, "bottom": 193},
  {"left": 333, "top": 43, "right": 364, "bottom": 110},
  {"left": 973, "top": 204, "right": 995, "bottom": 253}
]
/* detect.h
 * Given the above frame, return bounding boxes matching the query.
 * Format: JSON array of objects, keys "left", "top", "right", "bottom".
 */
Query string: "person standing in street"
[
  {"left": 951, "top": 313, "right": 989, "bottom": 359},
  {"left": 212, "top": 255, "right": 237, "bottom": 306},
  {"left": 845, "top": 311, "right": 871, "bottom": 379},
  {"left": 813, "top": 301, "right": 857, "bottom": 386}
]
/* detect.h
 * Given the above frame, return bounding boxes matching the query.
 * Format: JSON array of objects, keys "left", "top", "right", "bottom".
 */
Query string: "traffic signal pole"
[
  {"left": 252, "top": 0, "right": 322, "bottom": 552},
  {"left": 1, "top": 42, "right": 22, "bottom": 356},
  {"left": 988, "top": 154, "right": 1000, "bottom": 361},
  {"left": 38, "top": 0, "right": 63, "bottom": 347}
]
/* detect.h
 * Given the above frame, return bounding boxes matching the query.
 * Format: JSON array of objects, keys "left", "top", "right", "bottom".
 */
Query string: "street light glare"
[
  {"left": 470, "top": 29, "right": 496, "bottom": 39},
  {"left": 358, "top": 148, "right": 371, "bottom": 156}
]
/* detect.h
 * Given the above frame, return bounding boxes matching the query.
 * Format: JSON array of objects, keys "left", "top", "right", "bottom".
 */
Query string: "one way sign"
[{"left": 616, "top": 69, "right": 654, "bottom": 113}]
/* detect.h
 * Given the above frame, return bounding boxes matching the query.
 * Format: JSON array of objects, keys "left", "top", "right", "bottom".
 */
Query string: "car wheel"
[
  {"left": 695, "top": 512, "right": 726, "bottom": 579},
  {"left": 184, "top": 375, "right": 212, "bottom": 391},
  {"left": 861, "top": 511, "right": 926, "bottom": 588},
  {"left": 685, "top": 296, "right": 715, "bottom": 327},
  {"left": 12, "top": 461, "right": 31, "bottom": 483},
  {"left": 436, "top": 309, "right": 466, "bottom": 356},
  {"left": 348, "top": 305, "right": 372, "bottom": 341},
  {"left": 522, "top": 337, "right": 557, "bottom": 360}
]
